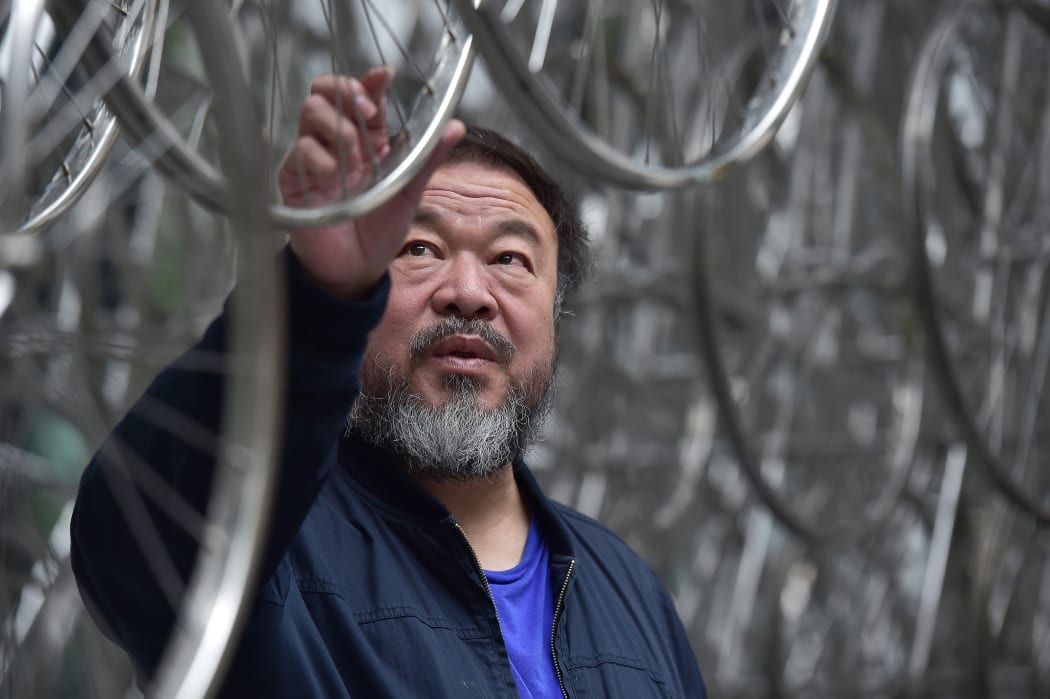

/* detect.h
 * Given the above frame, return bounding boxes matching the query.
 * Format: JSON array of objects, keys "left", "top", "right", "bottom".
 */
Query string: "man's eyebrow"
[
  {"left": 414, "top": 207, "right": 443, "bottom": 227},
  {"left": 414, "top": 206, "right": 543, "bottom": 247},
  {"left": 496, "top": 219, "right": 542, "bottom": 247}
]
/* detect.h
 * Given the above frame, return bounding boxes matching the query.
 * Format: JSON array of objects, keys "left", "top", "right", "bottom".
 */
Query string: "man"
[{"left": 71, "top": 68, "right": 706, "bottom": 697}]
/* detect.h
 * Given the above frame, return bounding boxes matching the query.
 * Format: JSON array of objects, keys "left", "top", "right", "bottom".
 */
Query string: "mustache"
[{"left": 409, "top": 317, "right": 516, "bottom": 363}]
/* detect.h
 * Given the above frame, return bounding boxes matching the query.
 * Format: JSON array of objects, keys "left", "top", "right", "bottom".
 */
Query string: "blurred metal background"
[{"left": 499, "top": 1, "right": 1050, "bottom": 696}]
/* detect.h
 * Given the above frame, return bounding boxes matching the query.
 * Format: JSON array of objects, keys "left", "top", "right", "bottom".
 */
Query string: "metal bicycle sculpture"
[
  {"left": 0, "top": 1, "right": 279, "bottom": 696},
  {"left": 0, "top": 0, "right": 843, "bottom": 696},
  {"left": 0, "top": 1, "right": 478, "bottom": 697},
  {"left": 2, "top": 2, "right": 282, "bottom": 699},
  {"left": 691, "top": 0, "right": 925, "bottom": 545},
  {"left": 902, "top": 0, "right": 1050, "bottom": 524},
  {"left": 451, "top": 0, "right": 837, "bottom": 188},
  {"left": 0, "top": 0, "right": 165, "bottom": 241},
  {"left": 45, "top": 0, "right": 478, "bottom": 228}
]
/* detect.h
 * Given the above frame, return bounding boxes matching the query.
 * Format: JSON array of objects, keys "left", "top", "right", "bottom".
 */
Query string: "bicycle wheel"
[
  {"left": 694, "top": 0, "right": 925, "bottom": 544},
  {"left": 1, "top": 2, "right": 281, "bottom": 698},
  {"left": 50, "top": 0, "right": 475, "bottom": 228},
  {"left": 450, "top": 0, "right": 836, "bottom": 189},
  {"left": 902, "top": 0, "right": 1050, "bottom": 524},
  {"left": 0, "top": 0, "right": 164, "bottom": 239}
]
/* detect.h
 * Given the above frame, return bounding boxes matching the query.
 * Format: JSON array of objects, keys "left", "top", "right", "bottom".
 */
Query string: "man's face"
[{"left": 361, "top": 159, "right": 560, "bottom": 417}]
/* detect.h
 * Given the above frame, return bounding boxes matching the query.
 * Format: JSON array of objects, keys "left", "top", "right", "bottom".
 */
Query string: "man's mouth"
[
  {"left": 429, "top": 335, "right": 499, "bottom": 363},
  {"left": 409, "top": 317, "right": 516, "bottom": 367}
]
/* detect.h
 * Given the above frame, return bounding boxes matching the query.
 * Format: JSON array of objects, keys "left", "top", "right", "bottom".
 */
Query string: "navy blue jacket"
[{"left": 71, "top": 251, "right": 707, "bottom": 698}]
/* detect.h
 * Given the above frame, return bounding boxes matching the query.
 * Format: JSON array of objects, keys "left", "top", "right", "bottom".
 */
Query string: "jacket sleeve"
[{"left": 69, "top": 247, "right": 389, "bottom": 676}]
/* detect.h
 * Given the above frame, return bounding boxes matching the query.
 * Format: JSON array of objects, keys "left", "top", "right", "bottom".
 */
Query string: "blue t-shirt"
[{"left": 484, "top": 520, "right": 561, "bottom": 699}]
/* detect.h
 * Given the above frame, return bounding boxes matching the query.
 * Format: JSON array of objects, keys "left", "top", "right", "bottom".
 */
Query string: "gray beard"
[{"left": 346, "top": 319, "right": 555, "bottom": 481}]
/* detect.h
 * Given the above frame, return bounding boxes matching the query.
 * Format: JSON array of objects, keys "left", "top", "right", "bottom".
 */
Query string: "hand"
[{"left": 280, "top": 67, "right": 465, "bottom": 300}]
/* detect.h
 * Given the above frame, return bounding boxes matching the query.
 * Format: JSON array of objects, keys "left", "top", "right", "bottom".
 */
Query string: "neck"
[{"left": 417, "top": 466, "right": 531, "bottom": 572}]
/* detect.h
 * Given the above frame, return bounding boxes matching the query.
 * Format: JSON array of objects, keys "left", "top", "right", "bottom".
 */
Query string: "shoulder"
[
  {"left": 545, "top": 499, "right": 665, "bottom": 587},
  {"left": 546, "top": 499, "right": 627, "bottom": 546}
]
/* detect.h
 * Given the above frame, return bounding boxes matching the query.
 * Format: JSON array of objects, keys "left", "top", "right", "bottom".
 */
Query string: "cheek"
[
  {"left": 512, "top": 310, "right": 557, "bottom": 363},
  {"left": 367, "top": 306, "right": 419, "bottom": 365},
  {"left": 374, "top": 279, "right": 432, "bottom": 339}
]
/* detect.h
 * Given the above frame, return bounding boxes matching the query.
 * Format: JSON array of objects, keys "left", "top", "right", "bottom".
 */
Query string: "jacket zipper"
[
  {"left": 453, "top": 521, "right": 575, "bottom": 699},
  {"left": 451, "top": 523, "right": 508, "bottom": 641},
  {"left": 551, "top": 559, "right": 575, "bottom": 699}
]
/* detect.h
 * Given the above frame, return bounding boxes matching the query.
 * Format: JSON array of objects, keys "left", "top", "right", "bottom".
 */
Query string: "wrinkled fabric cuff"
[{"left": 284, "top": 246, "right": 390, "bottom": 354}]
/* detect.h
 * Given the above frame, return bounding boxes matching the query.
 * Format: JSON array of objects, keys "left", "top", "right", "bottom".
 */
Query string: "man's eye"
[
  {"left": 405, "top": 243, "right": 431, "bottom": 257},
  {"left": 496, "top": 253, "right": 524, "bottom": 266}
]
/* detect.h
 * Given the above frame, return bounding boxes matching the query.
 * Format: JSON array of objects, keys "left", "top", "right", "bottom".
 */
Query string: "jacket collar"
[{"left": 338, "top": 429, "right": 575, "bottom": 558}]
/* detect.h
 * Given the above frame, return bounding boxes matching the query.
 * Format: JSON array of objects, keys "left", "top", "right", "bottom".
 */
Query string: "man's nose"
[{"left": 430, "top": 255, "right": 497, "bottom": 320}]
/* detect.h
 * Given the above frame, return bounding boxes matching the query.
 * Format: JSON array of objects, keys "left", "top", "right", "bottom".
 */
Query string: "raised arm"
[{"left": 69, "top": 67, "right": 464, "bottom": 676}]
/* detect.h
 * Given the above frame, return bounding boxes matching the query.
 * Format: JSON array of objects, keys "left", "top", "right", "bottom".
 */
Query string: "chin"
[{"left": 416, "top": 374, "right": 506, "bottom": 409}]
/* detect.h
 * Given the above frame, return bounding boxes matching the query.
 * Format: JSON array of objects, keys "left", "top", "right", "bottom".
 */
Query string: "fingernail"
[{"left": 355, "top": 95, "right": 377, "bottom": 119}]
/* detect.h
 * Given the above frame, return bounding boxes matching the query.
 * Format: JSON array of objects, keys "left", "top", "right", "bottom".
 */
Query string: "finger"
[
  {"left": 359, "top": 67, "right": 392, "bottom": 156},
  {"left": 359, "top": 65, "right": 393, "bottom": 97},
  {"left": 281, "top": 135, "right": 338, "bottom": 183},
  {"left": 309, "top": 75, "right": 377, "bottom": 122},
  {"left": 359, "top": 65, "right": 393, "bottom": 128},
  {"left": 298, "top": 94, "right": 364, "bottom": 169},
  {"left": 350, "top": 67, "right": 392, "bottom": 125},
  {"left": 309, "top": 74, "right": 388, "bottom": 161}
]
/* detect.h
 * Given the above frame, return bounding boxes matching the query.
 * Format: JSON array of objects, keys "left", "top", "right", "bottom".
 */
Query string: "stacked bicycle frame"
[{"left": 3, "top": 0, "right": 1050, "bottom": 697}]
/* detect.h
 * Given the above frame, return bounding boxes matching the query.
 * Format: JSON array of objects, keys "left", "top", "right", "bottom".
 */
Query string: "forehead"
[{"left": 419, "top": 161, "right": 557, "bottom": 245}]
